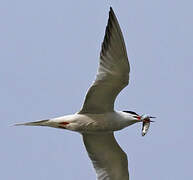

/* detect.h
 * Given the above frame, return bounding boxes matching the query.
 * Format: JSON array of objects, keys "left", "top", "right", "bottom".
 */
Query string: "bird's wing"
[
  {"left": 79, "top": 7, "right": 130, "bottom": 114},
  {"left": 82, "top": 133, "right": 129, "bottom": 180}
]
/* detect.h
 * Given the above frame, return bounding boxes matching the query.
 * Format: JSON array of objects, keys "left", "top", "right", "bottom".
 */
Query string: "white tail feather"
[{"left": 14, "top": 119, "right": 49, "bottom": 126}]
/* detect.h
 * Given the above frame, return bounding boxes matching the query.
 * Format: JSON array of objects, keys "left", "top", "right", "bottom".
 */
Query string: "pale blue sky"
[{"left": 1, "top": 0, "right": 193, "bottom": 179}]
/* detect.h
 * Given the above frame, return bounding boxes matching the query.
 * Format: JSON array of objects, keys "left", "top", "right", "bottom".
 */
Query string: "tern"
[{"left": 15, "top": 7, "right": 155, "bottom": 180}]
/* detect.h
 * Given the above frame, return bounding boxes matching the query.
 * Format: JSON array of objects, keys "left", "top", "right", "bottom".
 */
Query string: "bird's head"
[{"left": 123, "top": 111, "right": 156, "bottom": 136}]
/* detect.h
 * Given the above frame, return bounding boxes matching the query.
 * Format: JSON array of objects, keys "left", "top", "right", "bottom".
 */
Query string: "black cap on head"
[{"left": 123, "top": 111, "right": 139, "bottom": 116}]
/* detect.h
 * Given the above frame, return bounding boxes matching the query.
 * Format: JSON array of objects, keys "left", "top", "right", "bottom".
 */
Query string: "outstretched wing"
[
  {"left": 82, "top": 133, "right": 129, "bottom": 180},
  {"left": 79, "top": 7, "right": 130, "bottom": 114}
]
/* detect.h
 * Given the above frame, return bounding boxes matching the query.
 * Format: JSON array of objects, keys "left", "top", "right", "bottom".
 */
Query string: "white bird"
[{"left": 15, "top": 7, "right": 155, "bottom": 180}]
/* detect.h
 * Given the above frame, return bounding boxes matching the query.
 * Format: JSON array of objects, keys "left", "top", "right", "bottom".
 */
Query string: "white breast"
[{"left": 51, "top": 111, "right": 134, "bottom": 133}]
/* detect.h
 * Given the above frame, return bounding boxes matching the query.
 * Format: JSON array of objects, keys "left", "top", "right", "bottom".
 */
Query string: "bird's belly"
[{"left": 65, "top": 113, "right": 126, "bottom": 133}]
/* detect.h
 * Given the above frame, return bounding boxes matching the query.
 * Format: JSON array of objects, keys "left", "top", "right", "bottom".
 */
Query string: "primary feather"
[{"left": 79, "top": 7, "right": 130, "bottom": 114}]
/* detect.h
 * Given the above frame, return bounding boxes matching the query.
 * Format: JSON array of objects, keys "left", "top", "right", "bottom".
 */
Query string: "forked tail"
[{"left": 14, "top": 119, "right": 49, "bottom": 126}]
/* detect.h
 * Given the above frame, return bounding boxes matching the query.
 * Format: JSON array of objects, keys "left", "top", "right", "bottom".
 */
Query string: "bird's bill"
[
  {"left": 149, "top": 116, "right": 156, "bottom": 119},
  {"left": 141, "top": 116, "right": 156, "bottom": 122},
  {"left": 149, "top": 119, "right": 155, "bottom": 122},
  {"left": 142, "top": 118, "right": 156, "bottom": 123},
  {"left": 149, "top": 116, "right": 156, "bottom": 122}
]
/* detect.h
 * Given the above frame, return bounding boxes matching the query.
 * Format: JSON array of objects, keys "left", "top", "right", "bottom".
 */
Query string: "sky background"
[{"left": 1, "top": 0, "right": 193, "bottom": 179}]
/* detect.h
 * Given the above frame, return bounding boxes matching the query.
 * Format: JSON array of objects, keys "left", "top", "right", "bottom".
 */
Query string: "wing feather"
[
  {"left": 79, "top": 7, "right": 130, "bottom": 114},
  {"left": 82, "top": 133, "right": 129, "bottom": 180}
]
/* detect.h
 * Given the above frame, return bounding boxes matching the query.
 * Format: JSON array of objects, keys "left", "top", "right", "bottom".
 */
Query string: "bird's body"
[
  {"left": 17, "top": 111, "right": 137, "bottom": 133},
  {"left": 15, "top": 7, "right": 155, "bottom": 180}
]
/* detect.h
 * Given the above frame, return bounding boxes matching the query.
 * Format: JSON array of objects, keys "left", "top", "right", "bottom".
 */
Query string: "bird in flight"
[{"left": 15, "top": 7, "right": 155, "bottom": 180}]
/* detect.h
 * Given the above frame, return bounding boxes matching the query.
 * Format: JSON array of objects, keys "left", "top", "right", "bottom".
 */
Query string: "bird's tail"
[{"left": 14, "top": 119, "right": 50, "bottom": 127}]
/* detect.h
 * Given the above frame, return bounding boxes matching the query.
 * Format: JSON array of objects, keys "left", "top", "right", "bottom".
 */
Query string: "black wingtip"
[
  {"left": 109, "top": 7, "right": 114, "bottom": 15},
  {"left": 108, "top": 7, "right": 117, "bottom": 26}
]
